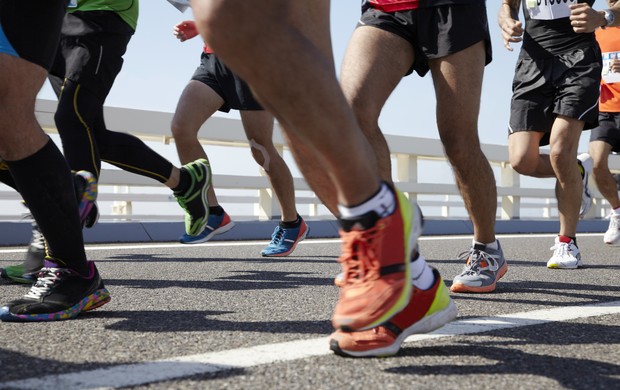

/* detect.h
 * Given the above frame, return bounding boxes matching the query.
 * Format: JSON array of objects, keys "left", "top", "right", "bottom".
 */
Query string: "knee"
[
  {"left": 249, "top": 139, "right": 271, "bottom": 171},
  {"left": 441, "top": 135, "right": 478, "bottom": 165},
  {"left": 509, "top": 154, "right": 537, "bottom": 176},
  {"left": 170, "top": 118, "right": 193, "bottom": 143}
]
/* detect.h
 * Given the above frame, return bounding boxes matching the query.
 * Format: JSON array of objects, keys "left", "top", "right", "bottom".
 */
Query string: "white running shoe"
[
  {"left": 547, "top": 236, "right": 582, "bottom": 269},
  {"left": 604, "top": 212, "right": 620, "bottom": 246},
  {"left": 577, "top": 153, "right": 593, "bottom": 218}
]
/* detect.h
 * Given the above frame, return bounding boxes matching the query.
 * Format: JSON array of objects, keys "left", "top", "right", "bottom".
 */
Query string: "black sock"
[
  {"left": 6, "top": 140, "right": 88, "bottom": 275},
  {"left": 172, "top": 168, "right": 191, "bottom": 193},
  {"left": 280, "top": 214, "right": 301, "bottom": 228},
  {"left": 210, "top": 205, "right": 224, "bottom": 216}
]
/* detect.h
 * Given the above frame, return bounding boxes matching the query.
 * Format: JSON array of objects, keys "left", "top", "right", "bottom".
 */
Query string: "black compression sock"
[{"left": 6, "top": 140, "right": 88, "bottom": 275}]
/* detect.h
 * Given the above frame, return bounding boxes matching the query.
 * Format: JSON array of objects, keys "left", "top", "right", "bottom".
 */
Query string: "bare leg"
[
  {"left": 430, "top": 41, "right": 496, "bottom": 243},
  {"left": 509, "top": 132, "right": 555, "bottom": 178},
  {"left": 192, "top": 0, "right": 381, "bottom": 207},
  {"left": 549, "top": 116, "right": 584, "bottom": 237},
  {"left": 589, "top": 140, "right": 620, "bottom": 209},
  {"left": 171, "top": 80, "right": 224, "bottom": 205},
  {"left": 241, "top": 110, "right": 298, "bottom": 222}
]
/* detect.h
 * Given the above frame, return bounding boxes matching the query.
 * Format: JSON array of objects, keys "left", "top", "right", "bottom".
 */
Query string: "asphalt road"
[{"left": 0, "top": 233, "right": 618, "bottom": 390}]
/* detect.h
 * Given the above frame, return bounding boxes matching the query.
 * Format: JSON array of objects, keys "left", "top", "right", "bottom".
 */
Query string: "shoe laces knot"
[
  {"left": 338, "top": 225, "right": 382, "bottom": 285},
  {"left": 550, "top": 242, "right": 570, "bottom": 258},
  {"left": 458, "top": 248, "right": 499, "bottom": 275},
  {"left": 270, "top": 226, "right": 285, "bottom": 245},
  {"left": 24, "top": 268, "right": 67, "bottom": 299}
]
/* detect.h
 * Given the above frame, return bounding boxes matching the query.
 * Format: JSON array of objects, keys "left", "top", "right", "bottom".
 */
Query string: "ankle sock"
[
  {"left": 411, "top": 252, "right": 434, "bottom": 290},
  {"left": 338, "top": 182, "right": 395, "bottom": 219}
]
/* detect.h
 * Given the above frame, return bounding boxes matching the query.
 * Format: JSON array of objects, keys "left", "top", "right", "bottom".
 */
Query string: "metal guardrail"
[{"left": 0, "top": 99, "right": 617, "bottom": 222}]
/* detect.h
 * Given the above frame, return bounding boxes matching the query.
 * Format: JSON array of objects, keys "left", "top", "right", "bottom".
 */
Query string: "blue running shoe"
[
  {"left": 179, "top": 211, "right": 235, "bottom": 244},
  {"left": 261, "top": 219, "right": 309, "bottom": 257}
]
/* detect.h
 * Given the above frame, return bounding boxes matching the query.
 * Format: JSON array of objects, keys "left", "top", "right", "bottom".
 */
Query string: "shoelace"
[
  {"left": 24, "top": 268, "right": 67, "bottom": 299},
  {"left": 458, "top": 248, "right": 499, "bottom": 275},
  {"left": 610, "top": 215, "right": 620, "bottom": 231},
  {"left": 269, "top": 226, "right": 285, "bottom": 245},
  {"left": 549, "top": 241, "right": 578, "bottom": 259},
  {"left": 338, "top": 225, "right": 381, "bottom": 285},
  {"left": 30, "top": 223, "right": 46, "bottom": 250}
]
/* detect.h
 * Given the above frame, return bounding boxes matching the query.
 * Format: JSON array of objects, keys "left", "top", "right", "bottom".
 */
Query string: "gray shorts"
[{"left": 509, "top": 45, "right": 602, "bottom": 146}]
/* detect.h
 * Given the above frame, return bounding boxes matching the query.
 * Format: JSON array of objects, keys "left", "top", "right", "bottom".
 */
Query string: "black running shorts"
[
  {"left": 509, "top": 45, "right": 602, "bottom": 146},
  {"left": 49, "top": 11, "right": 133, "bottom": 99},
  {"left": 0, "top": 0, "right": 66, "bottom": 70},
  {"left": 191, "top": 52, "right": 263, "bottom": 112},
  {"left": 590, "top": 112, "right": 620, "bottom": 153},
  {"left": 358, "top": 2, "right": 492, "bottom": 77}
]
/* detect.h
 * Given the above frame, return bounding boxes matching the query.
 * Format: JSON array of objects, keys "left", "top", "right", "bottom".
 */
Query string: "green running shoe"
[{"left": 174, "top": 159, "right": 212, "bottom": 236}]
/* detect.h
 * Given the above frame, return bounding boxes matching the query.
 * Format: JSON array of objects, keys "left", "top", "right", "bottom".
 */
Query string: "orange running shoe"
[
  {"left": 330, "top": 267, "right": 457, "bottom": 357},
  {"left": 332, "top": 189, "right": 423, "bottom": 331}
]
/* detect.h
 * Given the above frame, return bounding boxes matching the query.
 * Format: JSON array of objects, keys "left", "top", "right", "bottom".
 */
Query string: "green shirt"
[{"left": 68, "top": 0, "right": 139, "bottom": 31}]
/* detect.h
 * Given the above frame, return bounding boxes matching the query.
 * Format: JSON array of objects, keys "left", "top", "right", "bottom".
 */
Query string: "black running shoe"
[{"left": 0, "top": 261, "right": 110, "bottom": 322}]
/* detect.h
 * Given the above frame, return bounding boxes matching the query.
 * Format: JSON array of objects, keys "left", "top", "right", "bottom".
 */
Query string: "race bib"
[
  {"left": 602, "top": 51, "right": 620, "bottom": 84},
  {"left": 527, "top": 0, "right": 577, "bottom": 20}
]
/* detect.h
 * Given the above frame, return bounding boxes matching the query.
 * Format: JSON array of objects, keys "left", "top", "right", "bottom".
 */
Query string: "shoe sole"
[
  {"left": 450, "top": 261, "right": 509, "bottom": 293},
  {"left": 261, "top": 225, "right": 310, "bottom": 257},
  {"left": 181, "top": 221, "right": 236, "bottom": 244},
  {"left": 547, "top": 260, "right": 583, "bottom": 269},
  {"left": 0, "top": 288, "right": 111, "bottom": 322},
  {"left": 331, "top": 300, "right": 458, "bottom": 358}
]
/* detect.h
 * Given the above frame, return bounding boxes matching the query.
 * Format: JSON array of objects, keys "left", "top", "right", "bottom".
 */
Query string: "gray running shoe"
[{"left": 451, "top": 241, "right": 508, "bottom": 293}]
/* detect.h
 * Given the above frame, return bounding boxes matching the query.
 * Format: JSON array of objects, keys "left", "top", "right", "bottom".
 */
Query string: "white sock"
[
  {"left": 338, "top": 182, "right": 395, "bottom": 219},
  {"left": 474, "top": 239, "right": 498, "bottom": 250},
  {"left": 612, "top": 206, "right": 620, "bottom": 216},
  {"left": 411, "top": 253, "right": 434, "bottom": 290}
]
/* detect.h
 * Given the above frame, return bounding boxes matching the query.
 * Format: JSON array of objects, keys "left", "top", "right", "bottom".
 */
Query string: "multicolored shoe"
[
  {"left": 330, "top": 267, "right": 457, "bottom": 357},
  {"left": 74, "top": 170, "right": 97, "bottom": 227},
  {"left": 261, "top": 219, "right": 309, "bottom": 257},
  {"left": 332, "top": 189, "right": 423, "bottom": 332},
  {"left": 577, "top": 153, "right": 593, "bottom": 218},
  {"left": 547, "top": 236, "right": 582, "bottom": 269},
  {"left": 174, "top": 159, "right": 211, "bottom": 236},
  {"left": 0, "top": 261, "right": 110, "bottom": 322},
  {"left": 179, "top": 211, "right": 235, "bottom": 244},
  {"left": 450, "top": 241, "right": 508, "bottom": 293}
]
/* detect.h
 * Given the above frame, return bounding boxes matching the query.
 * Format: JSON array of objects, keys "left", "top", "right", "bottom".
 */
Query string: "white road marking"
[
  {"left": 0, "top": 232, "right": 606, "bottom": 254},
  {"left": 1, "top": 301, "right": 618, "bottom": 390}
]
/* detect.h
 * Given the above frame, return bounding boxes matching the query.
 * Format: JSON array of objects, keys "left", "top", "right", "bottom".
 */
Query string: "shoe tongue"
[
  {"left": 339, "top": 211, "right": 380, "bottom": 232},
  {"left": 473, "top": 243, "right": 486, "bottom": 251},
  {"left": 44, "top": 260, "right": 61, "bottom": 269}
]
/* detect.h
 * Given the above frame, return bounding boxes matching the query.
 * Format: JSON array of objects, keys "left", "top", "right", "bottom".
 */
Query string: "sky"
[
  {"left": 39, "top": 1, "right": 537, "bottom": 148},
  {"left": 35, "top": 0, "right": 592, "bottom": 186},
  {"left": 29, "top": 0, "right": 599, "bottom": 218}
]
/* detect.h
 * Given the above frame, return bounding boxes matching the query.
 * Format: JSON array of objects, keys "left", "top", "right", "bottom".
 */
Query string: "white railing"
[{"left": 0, "top": 99, "right": 618, "bottom": 222}]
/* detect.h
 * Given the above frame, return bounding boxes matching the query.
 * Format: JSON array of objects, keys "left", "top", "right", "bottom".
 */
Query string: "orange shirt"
[{"left": 596, "top": 27, "right": 620, "bottom": 112}]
